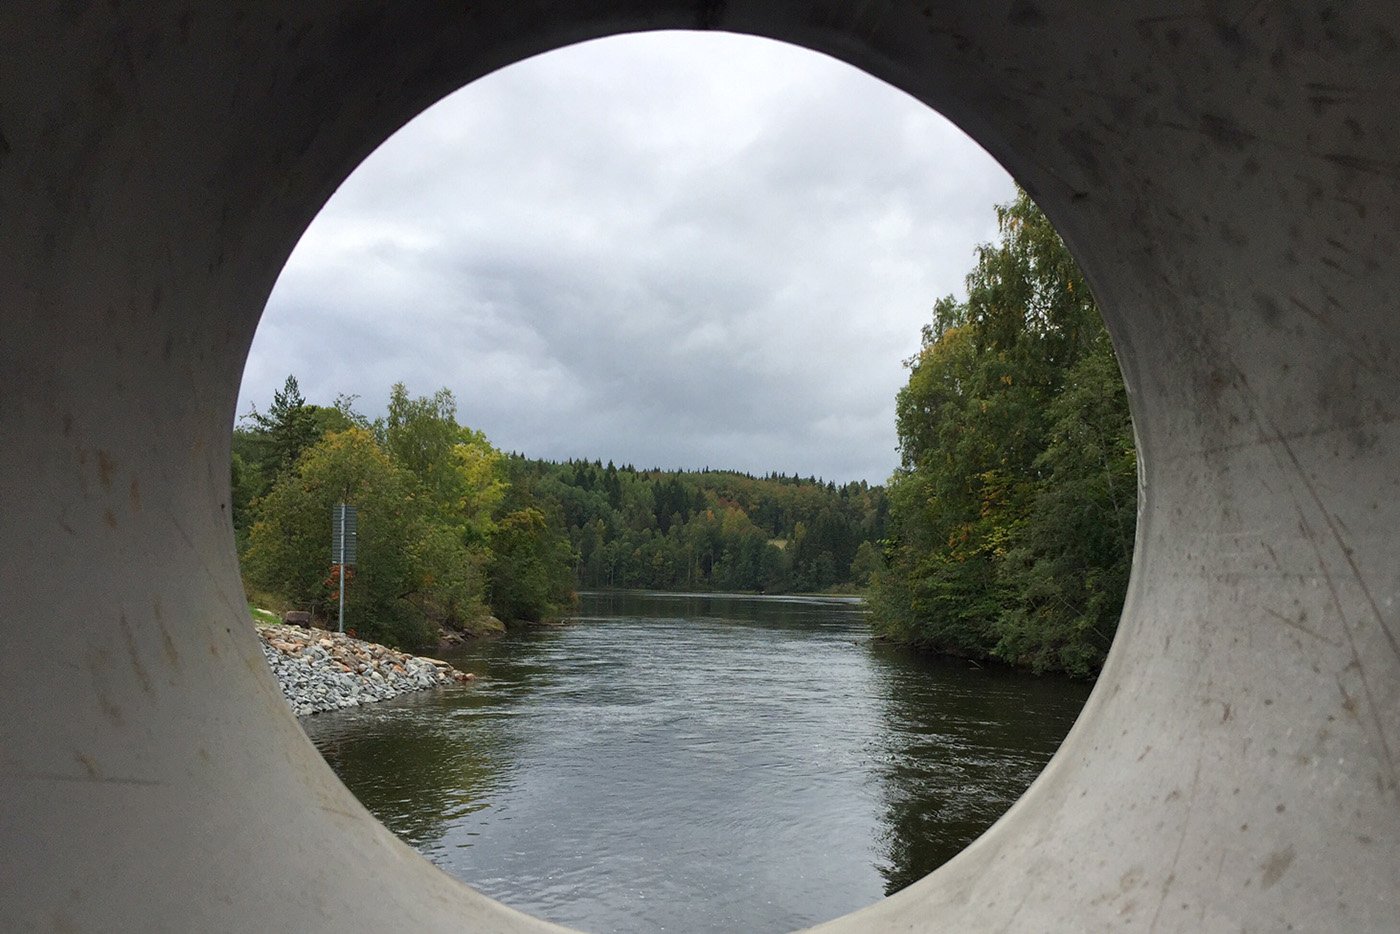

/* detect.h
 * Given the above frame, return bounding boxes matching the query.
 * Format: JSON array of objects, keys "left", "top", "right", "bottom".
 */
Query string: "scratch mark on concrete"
[
  {"left": 1320, "top": 151, "right": 1400, "bottom": 181},
  {"left": 161, "top": 506, "right": 242, "bottom": 619},
  {"left": 1157, "top": 409, "right": 1400, "bottom": 463},
  {"left": 991, "top": 883, "right": 1036, "bottom": 932},
  {"left": 1220, "top": 363, "right": 1400, "bottom": 788},
  {"left": 1261, "top": 605, "right": 1341, "bottom": 647},
  {"left": 319, "top": 804, "right": 361, "bottom": 822},
  {"left": 1148, "top": 754, "right": 1203, "bottom": 931},
  {"left": 1298, "top": 511, "right": 1398, "bottom": 785},
  {"left": 1271, "top": 428, "right": 1400, "bottom": 666},
  {"left": 7, "top": 770, "right": 163, "bottom": 787},
  {"left": 75, "top": 752, "right": 100, "bottom": 779},
  {"left": 1336, "top": 677, "right": 1358, "bottom": 716},
  {"left": 1285, "top": 294, "right": 1392, "bottom": 378},
  {"left": 96, "top": 450, "right": 115, "bottom": 491},
  {"left": 117, "top": 613, "right": 153, "bottom": 695},
  {"left": 153, "top": 597, "right": 179, "bottom": 669}
]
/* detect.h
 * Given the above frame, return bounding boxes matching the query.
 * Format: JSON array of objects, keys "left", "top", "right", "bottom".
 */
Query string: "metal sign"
[
  {"left": 332, "top": 503, "right": 358, "bottom": 566},
  {"left": 332, "top": 502, "right": 357, "bottom": 634}
]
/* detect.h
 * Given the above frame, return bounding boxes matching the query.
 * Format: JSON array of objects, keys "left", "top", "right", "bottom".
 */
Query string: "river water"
[{"left": 301, "top": 591, "right": 1091, "bottom": 933}]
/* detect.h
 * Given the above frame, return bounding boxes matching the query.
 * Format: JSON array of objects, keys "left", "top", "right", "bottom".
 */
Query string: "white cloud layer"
[{"left": 239, "top": 31, "right": 1015, "bottom": 484}]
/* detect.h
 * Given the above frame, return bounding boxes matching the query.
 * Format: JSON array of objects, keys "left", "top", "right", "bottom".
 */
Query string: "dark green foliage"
[
  {"left": 233, "top": 376, "right": 352, "bottom": 546},
  {"left": 487, "top": 507, "right": 578, "bottom": 623},
  {"left": 237, "top": 381, "right": 574, "bottom": 648},
  {"left": 242, "top": 376, "right": 324, "bottom": 485},
  {"left": 229, "top": 448, "right": 257, "bottom": 552},
  {"left": 485, "top": 457, "right": 578, "bottom": 623},
  {"left": 520, "top": 458, "right": 887, "bottom": 593},
  {"left": 243, "top": 427, "right": 439, "bottom": 648},
  {"left": 849, "top": 540, "right": 884, "bottom": 587},
  {"left": 871, "top": 190, "right": 1136, "bottom": 677},
  {"left": 994, "top": 336, "right": 1136, "bottom": 674}
]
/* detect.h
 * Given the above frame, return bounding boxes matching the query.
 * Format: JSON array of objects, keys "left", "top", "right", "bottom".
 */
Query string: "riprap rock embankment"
[{"left": 257, "top": 623, "right": 473, "bottom": 716}]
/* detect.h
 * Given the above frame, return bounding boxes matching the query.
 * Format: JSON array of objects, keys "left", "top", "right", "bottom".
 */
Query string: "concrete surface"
[{"left": 1, "top": 2, "right": 1396, "bottom": 931}]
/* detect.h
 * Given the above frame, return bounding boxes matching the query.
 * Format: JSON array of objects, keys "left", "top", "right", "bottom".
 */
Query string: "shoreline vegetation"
[
  {"left": 233, "top": 382, "right": 887, "bottom": 653},
  {"left": 237, "top": 191, "right": 1132, "bottom": 680},
  {"left": 869, "top": 191, "right": 1136, "bottom": 679}
]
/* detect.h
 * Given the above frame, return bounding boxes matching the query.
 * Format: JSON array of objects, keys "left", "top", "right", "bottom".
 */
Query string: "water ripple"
[{"left": 301, "top": 592, "right": 1089, "bottom": 934}]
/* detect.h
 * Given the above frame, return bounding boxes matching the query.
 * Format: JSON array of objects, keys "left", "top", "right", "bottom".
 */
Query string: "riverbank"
[{"left": 257, "top": 623, "right": 474, "bottom": 716}]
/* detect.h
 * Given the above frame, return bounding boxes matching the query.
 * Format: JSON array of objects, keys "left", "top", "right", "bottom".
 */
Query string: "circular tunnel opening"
[{"left": 235, "top": 31, "right": 1126, "bottom": 933}]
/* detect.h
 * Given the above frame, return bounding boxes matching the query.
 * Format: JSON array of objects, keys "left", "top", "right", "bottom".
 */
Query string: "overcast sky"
[{"left": 239, "top": 31, "right": 1014, "bottom": 485}]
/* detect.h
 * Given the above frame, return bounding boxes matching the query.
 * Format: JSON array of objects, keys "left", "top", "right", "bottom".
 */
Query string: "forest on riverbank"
[
  {"left": 233, "top": 382, "right": 577, "bottom": 649},
  {"left": 233, "top": 382, "right": 885, "bottom": 649},
  {"left": 868, "top": 191, "right": 1137, "bottom": 677}
]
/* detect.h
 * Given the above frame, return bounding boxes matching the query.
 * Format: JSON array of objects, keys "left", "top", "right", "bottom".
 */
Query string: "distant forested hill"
[{"left": 507, "top": 458, "right": 887, "bottom": 594}]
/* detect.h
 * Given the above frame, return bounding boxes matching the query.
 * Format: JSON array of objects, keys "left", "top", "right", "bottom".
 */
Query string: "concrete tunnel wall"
[{"left": 1, "top": 2, "right": 1397, "bottom": 930}]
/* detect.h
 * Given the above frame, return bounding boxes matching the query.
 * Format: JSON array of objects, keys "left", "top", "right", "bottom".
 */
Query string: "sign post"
[{"left": 331, "top": 503, "right": 358, "bottom": 633}]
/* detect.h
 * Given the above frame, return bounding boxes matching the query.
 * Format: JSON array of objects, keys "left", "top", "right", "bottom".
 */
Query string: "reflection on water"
[
  {"left": 304, "top": 689, "right": 519, "bottom": 852},
  {"left": 866, "top": 642, "right": 1090, "bottom": 894},
  {"left": 301, "top": 591, "right": 1090, "bottom": 933}
]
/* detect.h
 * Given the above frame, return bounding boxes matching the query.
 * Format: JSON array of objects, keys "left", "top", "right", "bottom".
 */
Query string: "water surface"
[{"left": 302, "top": 591, "right": 1091, "bottom": 933}]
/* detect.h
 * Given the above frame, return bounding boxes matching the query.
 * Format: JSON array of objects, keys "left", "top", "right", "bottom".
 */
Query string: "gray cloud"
[{"left": 239, "top": 31, "right": 1015, "bottom": 483}]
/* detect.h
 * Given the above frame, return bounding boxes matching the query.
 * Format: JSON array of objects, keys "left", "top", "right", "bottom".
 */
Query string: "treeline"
[
  {"left": 232, "top": 383, "right": 887, "bottom": 648},
  {"left": 232, "top": 381, "right": 575, "bottom": 649},
  {"left": 870, "top": 190, "right": 1137, "bottom": 678},
  {"left": 511, "top": 459, "right": 888, "bottom": 593}
]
